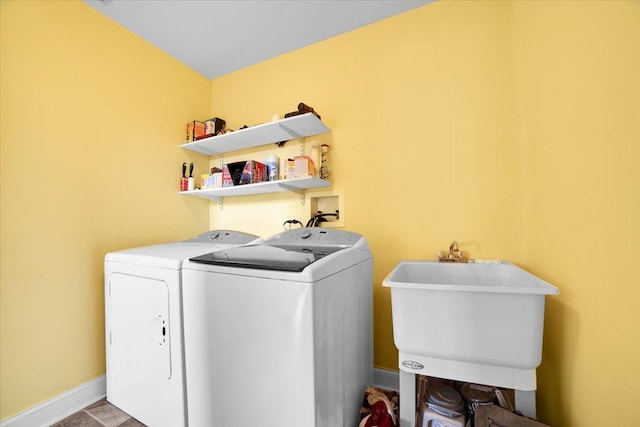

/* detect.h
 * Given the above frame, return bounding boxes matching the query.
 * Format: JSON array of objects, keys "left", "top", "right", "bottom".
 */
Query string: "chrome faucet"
[{"left": 438, "top": 240, "right": 468, "bottom": 263}]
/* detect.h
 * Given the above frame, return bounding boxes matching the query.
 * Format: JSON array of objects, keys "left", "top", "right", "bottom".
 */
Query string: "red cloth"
[{"left": 364, "top": 400, "right": 394, "bottom": 427}]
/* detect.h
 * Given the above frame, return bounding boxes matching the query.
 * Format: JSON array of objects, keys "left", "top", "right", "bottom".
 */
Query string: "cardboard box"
[
  {"left": 204, "top": 117, "right": 225, "bottom": 137},
  {"left": 222, "top": 161, "right": 267, "bottom": 187},
  {"left": 202, "top": 172, "right": 222, "bottom": 189},
  {"left": 186, "top": 120, "right": 207, "bottom": 142},
  {"left": 294, "top": 156, "right": 315, "bottom": 178},
  {"left": 475, "top": 405, "right": 550, "bottom": 427},
  {"left": 286, "top": 158, "right": 296, "bottom": 179}
]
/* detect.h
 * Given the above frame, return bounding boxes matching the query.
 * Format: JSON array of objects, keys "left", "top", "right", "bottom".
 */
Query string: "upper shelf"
[{"left": 180, "top": 113, "right": 330, "bottom": 155}]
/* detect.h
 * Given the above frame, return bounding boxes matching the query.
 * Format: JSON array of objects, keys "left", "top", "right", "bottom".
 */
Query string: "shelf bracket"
[
  {"left": 275, "top": 182, "right": 306, "bottom": 205},
  {"left": 216, "top": 157, "right": 224, "bottom": 209},
  {"left": 277, "top": 122, "right": 303, "bottom": 140},
  {"left": 275, "top": 182, "right": 304, "bottom": 195}
]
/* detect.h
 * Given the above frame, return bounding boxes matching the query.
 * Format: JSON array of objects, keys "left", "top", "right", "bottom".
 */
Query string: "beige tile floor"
[{"left": 52, "top": 399, "right": 145, "bottom": 427}]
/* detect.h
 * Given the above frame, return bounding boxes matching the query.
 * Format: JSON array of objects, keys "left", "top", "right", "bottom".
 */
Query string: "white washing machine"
[
  {"left": 182, "top": 228, "right": 374, "bottom": 427},
  {"left": 104, "top": 230, "right": 260, "bottom": 427}
]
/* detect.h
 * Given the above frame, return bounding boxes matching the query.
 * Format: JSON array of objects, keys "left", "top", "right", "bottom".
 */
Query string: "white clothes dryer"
[
  {"left": 182, "top": 228, "right": 374, "bottom": 427},
  {"left": 104, "top": 230, "right": 260, "bottom": 427}
]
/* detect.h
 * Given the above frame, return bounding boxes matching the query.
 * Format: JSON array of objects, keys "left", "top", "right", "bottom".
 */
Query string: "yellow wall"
[
  {"left": 0, "top": 1, "right": 210, "bottom": 419},
  {"left": 209, "top": 1, "right": 640, "bottom": 425},
  {"left": 511, "top": 1, "right": 640, "bottom": 425}
]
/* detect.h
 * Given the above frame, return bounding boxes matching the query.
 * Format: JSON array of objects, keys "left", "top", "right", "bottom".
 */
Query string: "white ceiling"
[{"left": 83, "top": 0, "right": 433, "bottom": 79}]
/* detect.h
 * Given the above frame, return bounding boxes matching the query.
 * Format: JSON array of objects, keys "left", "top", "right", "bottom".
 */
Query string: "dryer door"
[{"left": 108, "top": 273, "right": 171, "bottom": 380}]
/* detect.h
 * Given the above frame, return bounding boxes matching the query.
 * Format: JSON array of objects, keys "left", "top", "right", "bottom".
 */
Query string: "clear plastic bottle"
[
  {"left": 320, "top": 144, "right": 330, "bottom": 180},
  {"left": 310, "top": 142, "right": 320, "bottom": 177},
  {"left": 266, "top": 154, "right": 279, "bottom": 181}
]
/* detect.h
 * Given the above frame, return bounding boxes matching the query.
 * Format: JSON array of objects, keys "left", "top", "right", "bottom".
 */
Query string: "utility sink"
[
  {"left": 385, "top": 260, "right": 559, "bottom": 295},
  {"left": 383, "top": 260, "right": 558, "bottom": 391}
]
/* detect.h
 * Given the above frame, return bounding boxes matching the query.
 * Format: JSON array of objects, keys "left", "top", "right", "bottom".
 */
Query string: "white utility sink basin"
[
  {"left": 383, "top": 260, "right": 558, "bottom": 391},
  {"left": 385, "top": 260, "right": 558, "bottom": 294}
]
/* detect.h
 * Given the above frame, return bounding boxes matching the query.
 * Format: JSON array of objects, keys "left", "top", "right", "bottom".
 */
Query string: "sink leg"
[
  {"left": 515, "top": 389, "right": 536, "bottom": 419},
  {"left": 399, "top": 370, "right": 415, "bottom": 427}
]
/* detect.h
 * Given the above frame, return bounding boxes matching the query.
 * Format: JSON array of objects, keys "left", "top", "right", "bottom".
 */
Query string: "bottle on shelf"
[
  {"left": 266, "top": 154, "right": 279, "bottom": 182},
  {"left": 320, "top": 144, "right": 330, "bottom": 180},
  {"left": 310, "top": 142, "right": 320, "bottom": 177}
]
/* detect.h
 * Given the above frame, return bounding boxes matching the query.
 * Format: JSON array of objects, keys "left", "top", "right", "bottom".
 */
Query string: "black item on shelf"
[
  {"left": 206, "top": 117, "right": 226, "bottom": 137},
  {"left": 225, "top": 162, "right": 245, "bottom": 186},
  {"left": 284, "top": 102, "right": 321, "bottom": 120},
  {"left": 222, "top": 161, "right": 267, "bottom": 186}
]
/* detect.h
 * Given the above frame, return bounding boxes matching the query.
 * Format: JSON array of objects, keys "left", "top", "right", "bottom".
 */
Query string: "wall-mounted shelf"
[
  {"left": 181, "top": 113, "right": 329, "bottom": 155},
  {"left": 180, "top": 112, "right": 331, "bottom": 207},
  {"left": 179, "top": 176, "right": 331, "bottom": 203}
]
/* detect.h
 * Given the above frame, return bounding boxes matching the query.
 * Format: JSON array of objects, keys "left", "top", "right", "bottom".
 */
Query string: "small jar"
[{"left": 459, "top": 383, "right": 496, "bottom": 427}]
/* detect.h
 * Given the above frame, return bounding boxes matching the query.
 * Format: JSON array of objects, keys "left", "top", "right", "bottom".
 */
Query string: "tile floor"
[{"left": 52, "top": 399, "right": 145, "bottom": 427}]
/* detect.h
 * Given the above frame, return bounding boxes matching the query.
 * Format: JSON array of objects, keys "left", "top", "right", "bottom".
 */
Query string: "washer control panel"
[
  {"left": 267, "top": 228, "right": 361, "bottom": 247},
  {"left": 182, "top": 230, "right": 259, "bottom": 245}
]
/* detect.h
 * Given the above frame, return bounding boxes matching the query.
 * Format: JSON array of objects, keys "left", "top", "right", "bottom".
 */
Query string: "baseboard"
[
  {"left": 374, "top": 367, "right": 399, "bottom": 391},
  {"left": 0, "top": 369, "right": 393, "bottom": 426},
  {"left": 0, "top": 375, "right": 106, "bottom": 427}
]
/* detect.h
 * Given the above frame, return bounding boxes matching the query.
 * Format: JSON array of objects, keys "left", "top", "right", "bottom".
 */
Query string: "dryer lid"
[{"left": 188, "top": 244, "right": 344, "bottom": 272}]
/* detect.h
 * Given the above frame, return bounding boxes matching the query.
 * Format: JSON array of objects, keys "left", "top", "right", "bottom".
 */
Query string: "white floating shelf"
[
  {"left": 179, "top": 176, "right": 331, "bottom": 203},
  {"left": 180, "top": 113, "right": 329, "bottom": 155}
]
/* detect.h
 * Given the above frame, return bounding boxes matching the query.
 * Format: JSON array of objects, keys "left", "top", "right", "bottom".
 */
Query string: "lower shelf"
[{"left": 179, "top": 176, "right": 331, "bottom": 203}]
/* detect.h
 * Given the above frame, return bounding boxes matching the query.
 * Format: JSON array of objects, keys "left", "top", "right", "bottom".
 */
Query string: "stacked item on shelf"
[
  {"left": 222, "top": 160, "right": 267, "bottom": 187},
  {"left": 186, "top": 117, "right": 226, "bottom": 141}
]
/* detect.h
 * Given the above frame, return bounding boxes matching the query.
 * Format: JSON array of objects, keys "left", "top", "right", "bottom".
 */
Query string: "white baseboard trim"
[
  {"left": 1, "top": 369, "right": 394, "bottom": 426},
  {"left": 0, "top": 375, "right": 106, "bottom": 427},
  {"left": 374, "top": 367, "right": 399, "bottom": 391}
]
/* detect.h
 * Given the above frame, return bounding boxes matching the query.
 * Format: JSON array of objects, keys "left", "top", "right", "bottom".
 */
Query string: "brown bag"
[{"left": 475, "top": 404, "right": 551, "bottom": 427}]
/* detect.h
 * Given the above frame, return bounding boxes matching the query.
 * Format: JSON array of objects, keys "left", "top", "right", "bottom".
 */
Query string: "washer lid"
[{"left": 188, "top": 244, "right": 344, "bottom": 272}]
